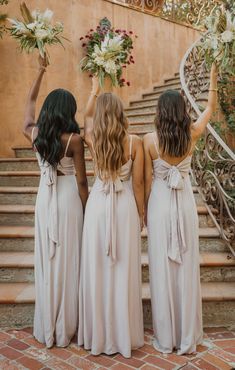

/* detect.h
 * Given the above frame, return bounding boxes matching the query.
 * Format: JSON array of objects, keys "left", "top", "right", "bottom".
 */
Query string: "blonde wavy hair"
[{"left": 93, "top": 93, "right": 128, "bottom": 181}]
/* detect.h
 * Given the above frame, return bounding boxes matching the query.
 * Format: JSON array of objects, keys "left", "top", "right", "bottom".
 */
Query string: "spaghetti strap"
[
  {"left": 153, "top": 133, "right": 160, "bottom": 157},
  {"left": 64, "top": 133, "right": 74, "bottom": 157},
  {"left": 129, "top": 135, "right": 133, "bottom": 159},
  {"left": 31, "top": 126, "right": 36, "bottom": 143}
]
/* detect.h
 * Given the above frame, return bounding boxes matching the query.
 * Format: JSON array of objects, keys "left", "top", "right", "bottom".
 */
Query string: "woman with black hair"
[
  {"left": 23, "top": 55, "right": 88, "bottom": 348},
  {"left": 144, "top": 64, "right": 218, "bottom": 355}
]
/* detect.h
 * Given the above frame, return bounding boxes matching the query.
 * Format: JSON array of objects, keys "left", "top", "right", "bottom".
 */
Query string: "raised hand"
[
  {"left": 91, "top": 76, "right": 101, "bottom": 96},
  {"left": 38, "top": 54, "right": 49, "bottom": 71}
]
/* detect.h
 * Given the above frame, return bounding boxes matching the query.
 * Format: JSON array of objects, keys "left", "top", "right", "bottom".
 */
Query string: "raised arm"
[
  {"left": 143, "top": 134, "right": 153, "bottom": 226},
  {"left": 23, "top": 55, "right": 48, "bottom": 142},
  {"left": 71, "top": 134, "right": 89, "bottom": 211},
  {"left": 192, "top": 63, "right": 218, "bottom": 139},
  {"left": 132, "top": 136, "right": 144, "bottom": 229},
  {"left": 84, "top": 76, "right": 101, "bottom": 151}
]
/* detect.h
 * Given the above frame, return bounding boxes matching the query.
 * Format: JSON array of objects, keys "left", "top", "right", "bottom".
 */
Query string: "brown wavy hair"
[
  {"left": 154, "top": 90, "right": 191, "bottom": 157},
  {"left": 93, "top": 93, "right": 128, "bottom": 180}
]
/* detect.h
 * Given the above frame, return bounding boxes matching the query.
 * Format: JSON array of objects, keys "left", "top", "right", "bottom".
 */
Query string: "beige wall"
[{"left": 0, "top": 0, "right": 199, "bottom": 157}]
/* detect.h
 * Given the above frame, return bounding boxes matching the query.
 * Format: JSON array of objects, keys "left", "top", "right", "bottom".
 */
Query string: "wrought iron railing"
[
  {"left": 180, "top": 37, "right": 235, "bottom": 255},
  {"left": 104, "top": 0, "right": 221, "bottom": 28}
]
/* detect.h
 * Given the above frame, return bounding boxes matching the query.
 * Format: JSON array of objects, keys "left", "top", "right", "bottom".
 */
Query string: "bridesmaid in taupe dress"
[
  {"left": 23, "top": 56, "right": 88, "bottom": 348},
  {"left": 78, "top": 77, "right": 144, "bottom": 358},
  {"left": 144, "top": 64, "right": 218, "bottom": 355}
]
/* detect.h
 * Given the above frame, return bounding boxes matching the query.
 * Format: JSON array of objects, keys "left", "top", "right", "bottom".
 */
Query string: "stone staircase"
[{"left": 0, "top": 72, "right": 235, "bottom": 329}]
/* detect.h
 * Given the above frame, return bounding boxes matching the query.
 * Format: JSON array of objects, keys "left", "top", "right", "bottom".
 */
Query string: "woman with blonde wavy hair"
[{"left": 78, "top": 77, "right": 144, "bottom": 358}]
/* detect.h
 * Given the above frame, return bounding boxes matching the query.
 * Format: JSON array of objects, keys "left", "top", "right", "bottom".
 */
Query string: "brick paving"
[{"left": 0, "top": 327, "right": 234, "bottom": 369}]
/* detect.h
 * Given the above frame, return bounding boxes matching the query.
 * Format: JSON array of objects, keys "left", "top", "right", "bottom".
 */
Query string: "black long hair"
[
  {"left": 34, "top": 89, "right": 80, "bottom": 167},
  {"left": 154, "top": 90, "right": 191, "bottom": 157}
]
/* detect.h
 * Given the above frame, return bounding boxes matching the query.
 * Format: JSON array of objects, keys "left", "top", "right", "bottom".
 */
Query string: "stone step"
[
  {"left": 126, "top": 105, "right": 157, "bottom": 115},
  {"left": 130, "top": 88, "right": 180, "bottom": 108},
  {"left": 0, "top": 204, "right": 217, "bottom": 228},
  {"left": 142, "top": 282, "right": 235, "bottom": 327},
  {"left": 0, "top": 171, "right": 95, "bottom": 187},
  {"left": 0, "top": 187, "right": 38, "bottom": 205},
  {"left": 153, "top": 81, "right": 181, "bottom": 91},
  {"left": 126, "top": 113, "right": 156, "bottom": 123},
  {"left": 128, "top": 122, "right": 155, "bottom": 131},
  {"left": 0, "top": 252, "right": 34, "bottom": 283},
  {"left": 0, "top": 157, "right": 94, "bottom": 171},
  {"left": 141, "top": 252, "right": 235, "bottom": 283},
  {"left": 0, "top": 225, "right": 227, "bottom": 254},
  {"left": 0, "top": 281, "right": 234, "bottom": 328},
  {"left": 129, "top": 97, "right": 159, "bottom": 108},
  {"left": 1, "top": 251, "right": 234, "bottom": 283},
  {"left": 143, "top": 86, "right": 181, "bottom": 100},
  {"left": 164, "top": 76, "right": 180, "bottom": 84}
]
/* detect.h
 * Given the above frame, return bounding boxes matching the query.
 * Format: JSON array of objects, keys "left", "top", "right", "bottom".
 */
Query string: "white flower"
[
  {"left": 210, "top": 36, "right": 218, "bottom": 50},
  {"left": 101, "top": 34, "right": 123, "bottom": 52},
  {"left": 225, "top": 10, "right": 235, "bottom": 32},
  {"left": 104, "top": 59, "right": 117, "bottom": 74},
  {"left": 41, "top": 9, "right": 53, "bottom": 24},
  {"left": 8, "top": 20, "right": 30, "bottom": 35},
  {"left": 94, "top": 56, "right": 105, "bottom": 66},
  {"left": 31, "top": 10, "right": 39, "bottom": 20},
  {"left": 35, "top": 28, "right": 50, "bottom": 40},
  {"left": 221, "top": 30, "right": 234, "bottom": 43},
  {"left": 27, "top": 22, "right": 37, "bottom": 31}
]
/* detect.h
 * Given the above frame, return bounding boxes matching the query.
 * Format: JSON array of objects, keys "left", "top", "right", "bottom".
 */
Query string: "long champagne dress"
[
  {"left": 147, "top": 134, "right": 203, "bottom": 355},
  {"left": 33, "top": 132, "right": 83, "bottom": 348},
  {"left": 78, "top": 136, "right": 144, "bottom": 358}
]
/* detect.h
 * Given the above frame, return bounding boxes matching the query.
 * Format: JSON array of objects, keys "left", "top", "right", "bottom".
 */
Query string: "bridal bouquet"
[
  {"left": 8, "top": 2, "right": 65, "bottom": 60},
  {"left": 79, "top": 17, "right": 136, "bottom": 87},
  {"left": 201, "top": 6, "right": 235, "bottom": 75}
]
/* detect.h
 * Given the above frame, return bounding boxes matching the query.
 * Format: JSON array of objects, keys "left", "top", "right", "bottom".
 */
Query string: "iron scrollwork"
[{"left": 181, "top": 37, "right": 235, "bottom": 254}]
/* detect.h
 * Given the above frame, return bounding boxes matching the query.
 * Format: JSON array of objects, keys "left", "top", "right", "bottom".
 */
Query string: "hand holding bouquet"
[
  {"left": 201, "top": 4, "right": 235, "bottom": 75},
  {"left": 80, "top": 17, "right": 137, "bottom": 87},
  {"left": 8, "top": 2, "right": 66, "bottom": 61}
]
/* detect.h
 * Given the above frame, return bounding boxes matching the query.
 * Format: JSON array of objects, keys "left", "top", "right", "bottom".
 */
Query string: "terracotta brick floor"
[{"left": 0, "top": 327, "right": 234, "bottom": 369}]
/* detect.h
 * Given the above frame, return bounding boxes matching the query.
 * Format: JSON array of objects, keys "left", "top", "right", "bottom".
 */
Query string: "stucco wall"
[{"left": 0, "top": 0, "right": 199, "bottom": 157}]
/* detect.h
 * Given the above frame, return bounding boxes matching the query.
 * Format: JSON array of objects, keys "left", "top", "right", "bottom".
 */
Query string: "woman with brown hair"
[
  {"left": 78, "top": 77, "right": 144, "bottom": 358},
  {"left": 144, "top": 64, "right": 218, "bottom": 355}
]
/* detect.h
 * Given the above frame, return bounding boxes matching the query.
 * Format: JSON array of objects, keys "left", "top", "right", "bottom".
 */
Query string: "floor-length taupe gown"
[
  {"left": 147, "top": 135, "right": 203, "bottom": 355},
  {"left": 78, "top": 136, "right": 144, "bottom": 358},
  {"left": 33, "top": 133, "right": 83, "bottom": 348}
]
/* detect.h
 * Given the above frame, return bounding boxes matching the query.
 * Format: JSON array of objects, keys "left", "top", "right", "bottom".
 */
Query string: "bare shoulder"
[
  {"left": 143, "top": 132, "right": 154, "bottom": 148},
  {"left": 69, "top": 133, "right": 84, "bottom": 153},
  {"left": 131, "top": 134, "right": 142, "bottom": 145}
]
